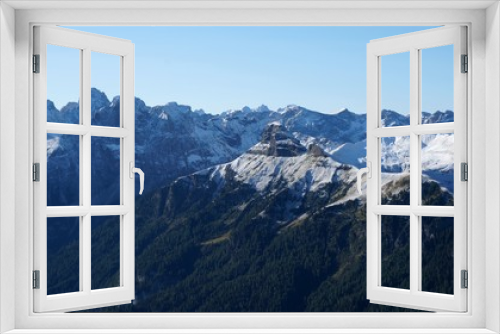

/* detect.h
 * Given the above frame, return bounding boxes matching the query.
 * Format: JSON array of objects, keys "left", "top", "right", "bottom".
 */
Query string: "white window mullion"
[
  {"left": 82, "top": 47, "right": 92, "bottom": 295},
  {"left": 372, "top": 124, "right": 455, "bottom": 138},
  {"left": 78, "top": 48, "right": 85, "bottom": 294},
  {"left": 415, "top": 48, "right": 423, "bottom": 294},
  {"left": 120, "top": 216, "right": 124, "bottom": 287},
  {"left": 90, "top": 126, "right": 130, "bottom": 138},
  {"left": 45, "top": 123, "right": 130, "bottom": 137},
  {"left": 122, "top": 48, "right": 135, "bottom": 293},
  {"left": 372, "top": 126, "right": 411, "bottom": 138},
  {"left": 409, "top": 169, "right": 420, "bottom": 295},
  {"left": 46, "top": 206, "right": 130, "bottom": 217},
  {"left": 373, "top": 205, "right": 455, "bottom": 217},
  {"left": 119, "top": 53, "right": 125, "bottom": 287},
  {"left": 82, "top": 214, "right": 91, "bottom": 294},
  {"left": 376, "top": 134, "right": 382, "bottom": 289},
  {"left": 79, "top": 216, "right": 84, "bottom": 293},
  {"left": 413, "top": 123, "right": 454, "bottom": 135},
  {"left": 82, "top": 48, "right": 91, "bottom": 209},
  {"left": 409, "top": 47, "right": 420, "bottom": 295},
  {"left": 377, "top": 215, "right": 383, "bottom": 287},
  {"left": 366, "top": 45, "right": 380, "bottom": 298}
]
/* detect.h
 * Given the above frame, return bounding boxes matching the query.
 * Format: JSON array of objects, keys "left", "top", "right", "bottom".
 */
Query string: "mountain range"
[{"left": 46, "top": 89, "right": 455, "bottom": 312}]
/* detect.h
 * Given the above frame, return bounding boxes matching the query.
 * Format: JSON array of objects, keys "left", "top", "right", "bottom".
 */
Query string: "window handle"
[
  {"left": 357, "top": 161, "right": 371, "bottom": 195},
  {"left": 129, "top": 162, "right": 145, "bottom": 195}
]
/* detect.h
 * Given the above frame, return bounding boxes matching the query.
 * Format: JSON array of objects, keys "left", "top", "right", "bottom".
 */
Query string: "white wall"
[
  {"left": 486, "top": 2, "right": 500, "bottom": 333},
  {"left": 0, "top": 2, "right": 16, "bottom": 333},
  {"left": 6, "top": 4, "right": 494, "bottom": 332}
]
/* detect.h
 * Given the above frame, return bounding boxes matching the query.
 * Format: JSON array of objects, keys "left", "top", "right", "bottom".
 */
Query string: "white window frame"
[{"left": 1, "top": 1, "right": 499, "bottom": 333}]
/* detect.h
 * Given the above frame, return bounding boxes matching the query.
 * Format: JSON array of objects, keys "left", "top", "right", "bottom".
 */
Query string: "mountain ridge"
[{"left": 46, "top": 88, "right": 456, "bottom": 312}]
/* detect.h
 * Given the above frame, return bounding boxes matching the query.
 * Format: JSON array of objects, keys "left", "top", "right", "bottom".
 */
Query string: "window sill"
[{"left": 4, "top": 329, "right": 498, "bottom": 334}]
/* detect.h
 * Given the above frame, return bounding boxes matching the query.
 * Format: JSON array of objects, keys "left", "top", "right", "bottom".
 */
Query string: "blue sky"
[{"left": 48, "top": 26, "right": 453, "bottom": 115}]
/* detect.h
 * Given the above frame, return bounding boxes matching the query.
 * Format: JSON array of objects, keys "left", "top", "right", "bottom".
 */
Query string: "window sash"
[
  {"left": 366, "top": 26, "right": 468, "bottom": 312},
  {"left": 33, "top": 25, "right": 136, "bottom": 313}
]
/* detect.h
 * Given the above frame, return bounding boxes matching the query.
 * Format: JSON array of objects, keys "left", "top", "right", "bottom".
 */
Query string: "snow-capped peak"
[
  {"left": 255, "top": 105, "right": 271, "bottom": 113},
  {"left": 277, "top": 104, "right": 301, "bottom": 114}
]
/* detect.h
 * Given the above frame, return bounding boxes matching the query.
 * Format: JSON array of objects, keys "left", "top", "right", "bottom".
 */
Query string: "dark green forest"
[{"left": 48, "top": 174, "right": 453, "bottom": 312}]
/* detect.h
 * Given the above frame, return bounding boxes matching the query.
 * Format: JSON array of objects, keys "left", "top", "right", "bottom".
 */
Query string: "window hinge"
[
  {"left": 461, "top": 162, "right": 468, "bottom": 181},
  {"left": 33, "top": 163, "right": 40, "bottom": 182},
  {"left": 33, "top": 54, "right": 40, "bottom": 73},
  {"left": 33, "top": 270, "right": 40, "bottom": 289},
  {"left": 461, "top": 54, "right": 468, "bottom": 73},
  {"left": 461, "top": 270, "right": 468, "bottom": 289}
]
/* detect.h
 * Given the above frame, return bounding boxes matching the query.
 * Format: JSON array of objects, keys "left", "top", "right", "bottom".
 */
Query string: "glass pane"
[
  {"left": 380, "top": 52, "right": 410, "bottom": 127},
  {"left": 421, "top": 216, "right": 454, "bottom": 295},
  {"left": 381, "top": 215, "right": 410, "bottom": 290},
  {"left": 91, "top": 137, "right": 120, "bottom": 205},
  {"left": 47, "top": 133, "right": 80, "bottom": 206},
  {"left": 421, "top": 45, "right": 454, "bottom": 124},
  {"left": 421, "top": 133, "right": 454, "bottom": 206},
  {"left": 381, "top": 136, "right": 410, "bottom": 205},
  {"left": 91, "top": 52, "right": 121, "bottom": 127},
  {"left": 47, "top": 44, "right": 80, "bottom": 124},
  {"left": 47, "top": 217, "right": 80, "bottom": 295},
  {"left": 92, "top": 216, "right": 120, "bottom": 290}
]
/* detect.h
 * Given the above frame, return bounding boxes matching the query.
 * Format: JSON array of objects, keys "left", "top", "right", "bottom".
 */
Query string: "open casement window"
[
  {"left": 33, "top": 26, "right": 142, "bottom": 312},
  {"left": 364, "top": 26, "right": 467, "bottom": 312}
]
